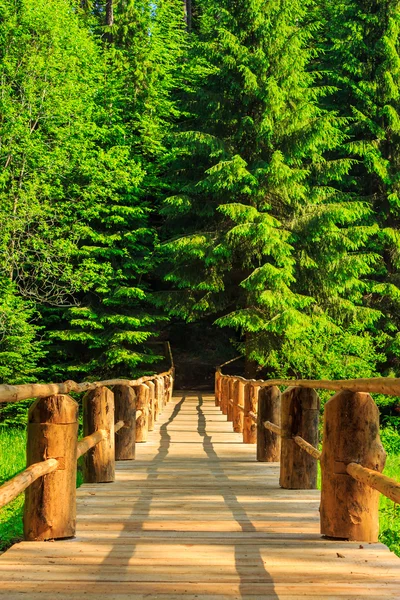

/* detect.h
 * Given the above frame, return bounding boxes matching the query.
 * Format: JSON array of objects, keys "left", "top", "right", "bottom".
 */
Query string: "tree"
[
  {"left": 318, "top": 0, "right": 400, "bottom": 375},
  {"left": 45, "top": 0, "right": 186, "bottom": 380},
  {"left": 0, "top": 0, "right": 100, "bottom": 306},
  {"left": 159, "top": 0, "right": 382, "bottom": 378}
]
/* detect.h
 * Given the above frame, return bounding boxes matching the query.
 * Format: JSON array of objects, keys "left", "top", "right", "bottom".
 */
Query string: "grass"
[
  {"left": 0, "top": 429, "right": 26, "bottom": 551},
  {"left": 0, "top": 425, "right": 399, "bottom": 557},
  {"left": 0, "top": 427, "right": 83, "bottom": 552}
]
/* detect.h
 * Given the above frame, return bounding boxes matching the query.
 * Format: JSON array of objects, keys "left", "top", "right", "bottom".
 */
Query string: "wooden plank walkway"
[{"left": 0, "top": 392, "right": 399, "bottom": 599}]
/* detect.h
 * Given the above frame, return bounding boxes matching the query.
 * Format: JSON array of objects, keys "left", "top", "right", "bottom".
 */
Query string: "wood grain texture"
[
  {"left": 233, "top": 379, "right": 244, "bottom": 433},
  {"left": 83, "top": 387, "right": 115, "bottom": 484},
  {"left": 134, "top": 384, "right": 149, "bottom": 443},
  {"left": 24, "top": 394, "right": 78, "bottom": 541},
  {"left": 280, "top": 387, "right": 320, "bottom": 490},
  {"left": 0, "top": 459, "right": 58, "bottom": 509},
  {"left": 114, "top": 385, "right": 136, "bottom": 461},
  {"left": 227, "top": 378, "right": 235, "bottom": 423},
  {"left": 0, "top": 392, "right": 398, "bottom": 599},
  {"left": 147, "top": 381, "right": 155, "bottom": 432},
  {"left": 257, "top": 386, "right": 281, "bottom": 462},
  {"left": 320, "top": 390, "right": 386, "bottom": 542},
  {"left": 243, "top": 382, "right": 258, "bottom": 444}
]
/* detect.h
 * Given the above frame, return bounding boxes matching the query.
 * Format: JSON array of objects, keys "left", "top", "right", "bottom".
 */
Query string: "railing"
[
  {"left": 215, "top": 365, "right": 400, "bottom": 543},
  {"left": 0, "top": 345, "right": 174, "bottom": 542}
]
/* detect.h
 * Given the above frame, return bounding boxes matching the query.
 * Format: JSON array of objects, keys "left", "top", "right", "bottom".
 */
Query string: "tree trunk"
[{"left": 184, "top": 0, "right": 192, "bottom": 32}]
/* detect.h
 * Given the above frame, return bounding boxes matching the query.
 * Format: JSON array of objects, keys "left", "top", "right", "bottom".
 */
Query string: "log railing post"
[
  {"left": 215, "top": 370, "right": 221, "bottom": 407},
  {"left": 166, "top": 374, "right": 173, "bottom": 404},
  {"left": 114, "top": 385, "right": 136, "bottom": 460},
  {"left": 24, "top": 394, "right": 79, "bottom": 541},
  {"left": 233, "top": 379, "right": 244, "bottom": 433},
  {"left": 135, "top": 383, "right": 150, "bottom": 442},
  {"left": 257, "top": 386, "right": 281, "bottom": 462},
  {"left": 243, "top": 382, "right": 258, "bottom": 444},
  {"left": 227, "top": 378, "right": 235, "bottom": 423},
  {"left": 83, "top": 386, "right": 115, "bottom": 483},
  {"left": 147, "top": 380, "right": 155, "bottom": 431},
  {"left": 154, "top": 377, "right": 164, "bottom": 420},
  {"left": 279, "top": 387, "right": 319, "bottom": 488},
  {"left": 221, "top": 377, "right": 229, "bottom": 416},
  {"left": 320, "top": 390, "right": 386, "bottom": 541}
]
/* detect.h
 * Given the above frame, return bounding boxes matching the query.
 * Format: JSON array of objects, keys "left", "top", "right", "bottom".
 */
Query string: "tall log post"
[
  {"left": 170, "top": 369, "right": 175, "bottom": 399},
  {"left": 153, "top": 378, "right": 160, "bottom": 421},
  {"left": 320, "top": 390, "right": 386, "bottom": 541},
  {"left": 215, "top": 371, "right": 221, "bottom": 407},
  {"left": 279, "top": 387, "right": 319, "bottom": 487},
  {"left": 257, "top": 386, "right": 281, "bottom": 462},
  {"left": 83, "top": 386, "right": 115, "bottom": 483},
  {"left": 147, "top": 381, "right": 155, "bottom": 431},
  {"left": 164, "top": 374, "right": 172, "bottom": 403},
  {"left": 221, "top": 377, "right": 229, "bottom": 416},
  {"left": 233, "top": 380, "right": 245, "bottom": 433},
  {"left": 135, "top": 383, "right": 149, "bottom": 442},
  {"left": 227, "top": 378, "right": 235, "bottom": 423},
  {"left": 114, "top": 385, "right": 136, "bottom": 460},
  {"left": 243, "top": 382, "right": 258, "bottom": 444},
  {"left": 24, "top": 394, "right": 79, "bottom": 541},
  {"left": 154, "top": 377, "right": 164, "bottom": 420}
]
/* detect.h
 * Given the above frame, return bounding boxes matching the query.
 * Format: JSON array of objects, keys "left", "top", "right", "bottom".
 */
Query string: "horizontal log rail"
[
  {"left": 346, "top": 463, "right": 400, "bottom": 505},
  {"left": 293, "top": 435, "right": 322, "bottom": 460},
  {"left": 114, "top": 420, "right": 125, "bottom": 433},
  {"left": 264, "top": 421, "right": 320, "bottom": 459},
  {"left": 0, "top": 369, "right": 173, "bottom": 405},
  {"left": 77, "top": 429, "right": 107, "bottom": 459},
  {"left": 215, "top": 365, "right": 400, "bottom": 542},
  {"left": 0, "top": 459, "right": 59, "bottom": 510},
  {"left": 216, "top": 367, "right": 400, "bottom": 397}
]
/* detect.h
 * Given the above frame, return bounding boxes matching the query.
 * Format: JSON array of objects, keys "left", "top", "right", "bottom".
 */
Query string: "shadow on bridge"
[
  {"left": 196, "top": 393, "right": 278, "bottom": 599},
  {"left": 94, "top": 392, "right": 277, "bottom": 599}
]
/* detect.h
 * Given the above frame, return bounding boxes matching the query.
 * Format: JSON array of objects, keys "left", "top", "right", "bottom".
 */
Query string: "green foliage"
[
  {"left": 158, "top": 0, "right": 383, "bottom": 379},
  {"left": 0, "top": 280, "right": 43, "bottom": 425},
  {"left": 380, "top": 417, "right": 400, "bottom": 454},
  {"left": 318, "top": 0, "right": 400, "bottom": 375},
  {"left": 0, "top": 428, "right": 26, "bottom": 551}
]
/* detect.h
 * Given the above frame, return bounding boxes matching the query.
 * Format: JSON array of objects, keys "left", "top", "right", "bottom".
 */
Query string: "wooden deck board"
[{"left": 0, "top": 392, "right": 399, "bottom": 599}]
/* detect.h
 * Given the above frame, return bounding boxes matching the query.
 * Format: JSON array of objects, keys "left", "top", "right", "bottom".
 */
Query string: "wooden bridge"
[{"left": 0, "top": 361, "right": 399, "bottom": 598}]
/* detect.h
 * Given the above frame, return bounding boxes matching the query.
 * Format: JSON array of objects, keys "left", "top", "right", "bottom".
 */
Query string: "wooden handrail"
[
  {"left": 217, "top": 369, "right": 400, "bottom": 540},
  {"left": 248, "top": 411, "right": 257, "bottom": 422},
  {"left": 264, "top": 420, "right": 282, "bottom": 436},
  {"left": 217, "top": 367, "right": 400, "bottom": 397},
  {"left": 0, "top": 351, "right": 174, "bottom": 542},
  {"left": 114, "top": 420, "right": 124, "bottom": 433},
  {"left": 0, "top": 459, "right": 59, "bottom": 509},
  {"left": 346, "top": 463, "right": 400, "bottom": 505},
  {"left": 293, "top": 435, "right": 321, "bottom": 460},
  {"left": 0, "top": 369, "right": 174, "bottom": 404},
  {"left": 77, "top": 429, "right": 107, "bottom": 459}
]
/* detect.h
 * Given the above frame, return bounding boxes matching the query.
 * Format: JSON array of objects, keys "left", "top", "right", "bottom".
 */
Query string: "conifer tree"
[
  {"left": 46, "top": 0, "right": 186, "bottom": 379},
  {"left": 318, "top": 0, "right": 400, "bottom": 374},
  {"left": 159, "top": 0, "right": 382, "bottom": 378}
]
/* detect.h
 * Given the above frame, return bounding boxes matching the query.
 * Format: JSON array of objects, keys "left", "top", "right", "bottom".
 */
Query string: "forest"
[
  {"left": 0, "top": 0, "right": 399, "bottom": 558},
  {"left": 1, "top": 0, "right": 400, "bottom": 389}
]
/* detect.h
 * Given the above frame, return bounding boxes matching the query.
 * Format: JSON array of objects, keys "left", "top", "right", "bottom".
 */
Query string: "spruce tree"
[
  {"left": 318, "top": 0, "right": 400, "bottom": 375},
  {"left": 46, "top": 0, "right": 186, "bottom": 380},
  {"left": 159, "top": 0, "right": 382, "bottom": 378}
]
